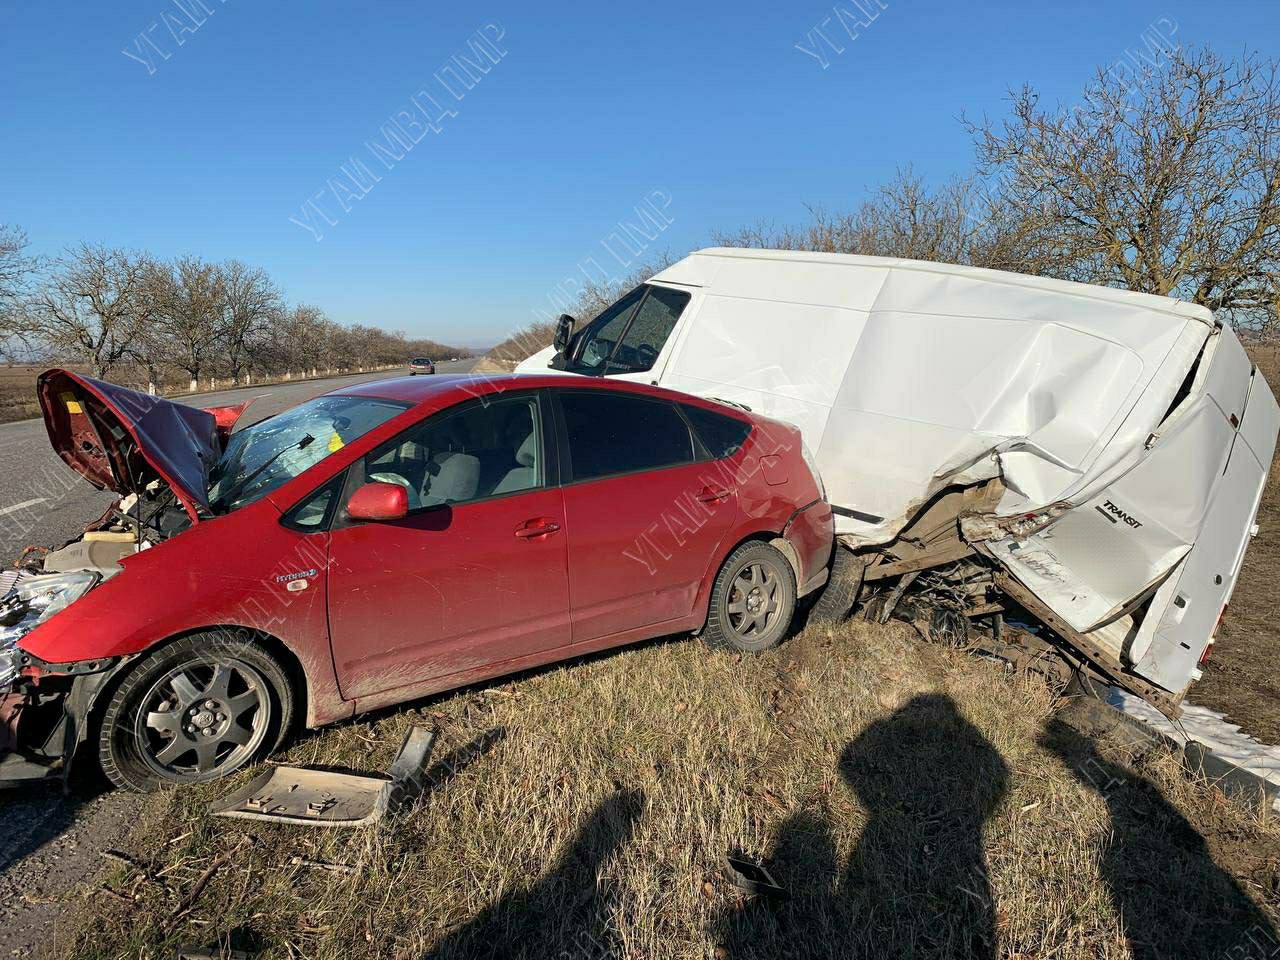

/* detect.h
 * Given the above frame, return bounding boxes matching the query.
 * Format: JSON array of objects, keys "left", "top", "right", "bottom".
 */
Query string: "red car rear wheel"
[{"left": 703, "top": 541, "right": 796, "bottom": 653}]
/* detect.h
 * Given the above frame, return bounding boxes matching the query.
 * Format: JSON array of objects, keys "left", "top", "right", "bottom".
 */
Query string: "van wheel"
[
  {"left": 704, "top": 542, "right": 797, "bottom": 653},
  {"left": 98, "top": 633, "right": 293, "bottom": 793},
  {"left": 808, "top": 545, "right": 866, "bottom": 626}
]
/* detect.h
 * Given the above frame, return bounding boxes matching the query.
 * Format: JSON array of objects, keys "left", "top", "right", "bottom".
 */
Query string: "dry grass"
[
  {"left": 51, "top": 619, "right": 1280, "bottom": 959},
  {"left": 37, "top": 337, "right": 1280, "bottom": 959},
  {"left": 469, "top": 356, "right": 520, "bottom": 376},
  {"left": 0, "top": 365, "right": 56, "bottom": 423}
]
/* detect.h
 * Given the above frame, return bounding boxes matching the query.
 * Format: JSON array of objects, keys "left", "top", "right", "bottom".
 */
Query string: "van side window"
[
  {"left": 559, "top": 391, "right": 694, "bottom": 481},
  {"left": 571, "top": 286, "right": 646, "bottom": 374},
  {"left": 680, "top": 404, "right": 752, "bottom": 460},
  {"left": 604, "top": 286, "right": 691, "bottom": 375}
]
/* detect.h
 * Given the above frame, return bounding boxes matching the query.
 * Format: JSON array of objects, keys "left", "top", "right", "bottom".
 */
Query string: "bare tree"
[
  {"left": 260, "top": 303, "right": 331, "bottom": 377},
  {"left": 969, "top": 46, "right": 1280, "bottom": 330},
  {"left": 714, "top": 168, "right": 1051, "bottom": 276},
  {"left": 127, "top": 322, "right": 170, "bottom": 394},
  {"left": 0, "top": 226, "right": 37, "bottom": 361},
  {"left": 149, "top": 256, "right": 226, "bottom": 391},
  {"left": 28, "top": 243, "right": 153, "bottom": 377},
  {"left": 219, "top": 260, "right": 282, "bottom": 384},
  {"left": 0, "top": 225, "right": 34, "bottom": 305}
]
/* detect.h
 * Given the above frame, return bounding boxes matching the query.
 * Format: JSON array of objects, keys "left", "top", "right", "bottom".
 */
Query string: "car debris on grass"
[{"left": 208, "top": 725, "right": 436, "bottom": 827}]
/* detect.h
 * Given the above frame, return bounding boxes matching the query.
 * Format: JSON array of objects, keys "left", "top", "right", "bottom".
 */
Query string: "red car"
[{"left": 0, "top": 371, "right": 832, "bottom": 791}]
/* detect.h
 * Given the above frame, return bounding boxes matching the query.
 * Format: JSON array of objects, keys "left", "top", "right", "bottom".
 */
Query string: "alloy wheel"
[
  {"left": 726, "top": 561, "right": 783, "bottom": 640},
  {"left": 132, "top": 657, "right": 272, "bottom": 782}
]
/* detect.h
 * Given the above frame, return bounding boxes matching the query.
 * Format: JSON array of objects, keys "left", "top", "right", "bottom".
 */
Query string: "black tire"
[
  {"left": 704, "top": 541, "right": 797, "bottom": 652},
  {"left": 808, "top": 545, "right": 865, "bottom": 626},
  {"left": 98, "top": 632, "right": 294, "bottom": 793}
]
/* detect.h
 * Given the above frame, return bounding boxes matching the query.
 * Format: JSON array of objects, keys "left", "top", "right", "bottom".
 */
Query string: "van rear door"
[
  {"left": 990, "top": 325, "right": 1278, "bottom": 695},
  {"left": 1128, "top": 359, "right": 1279, "bottom": 692}
]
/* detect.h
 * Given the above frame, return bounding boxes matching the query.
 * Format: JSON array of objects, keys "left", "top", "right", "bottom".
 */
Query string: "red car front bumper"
[{"left": 0, "top": 658, "right": 126, "bottom": 787}]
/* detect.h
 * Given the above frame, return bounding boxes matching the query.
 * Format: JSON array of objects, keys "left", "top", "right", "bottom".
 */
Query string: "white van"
[{"left": 517, "top": 248, "right": 1279, "bottom": 714}]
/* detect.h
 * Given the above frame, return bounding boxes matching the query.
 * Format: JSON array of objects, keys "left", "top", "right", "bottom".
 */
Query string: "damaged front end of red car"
[
  {"left": 0, "top": 372, "right": 255, "bottom": 786},
  {"left": 0, "top": 647, "right": 134, "bottom": 786}
]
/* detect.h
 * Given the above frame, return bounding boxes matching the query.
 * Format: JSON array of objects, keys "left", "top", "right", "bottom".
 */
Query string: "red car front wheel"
[{"left": 97, "top": 633, "right": 294, "bottom": 792}]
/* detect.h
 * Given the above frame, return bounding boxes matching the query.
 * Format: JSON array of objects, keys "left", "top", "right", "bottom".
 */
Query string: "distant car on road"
[
  {"left": 0, "top": 372, "right": 831, "bottom": 790},
  {"left": 409, "top": 358, "right": 435, "bottom": 375}
]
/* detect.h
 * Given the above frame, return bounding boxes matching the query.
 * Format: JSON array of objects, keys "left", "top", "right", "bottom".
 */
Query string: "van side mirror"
[
  {"left": 554, "top": 314, "right": 575, "bottom": 353},
  {"left": 346, "top": 482, "right": 408, "bottom": 521}
]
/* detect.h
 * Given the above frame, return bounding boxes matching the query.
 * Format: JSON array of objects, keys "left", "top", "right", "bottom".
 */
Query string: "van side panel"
[{"left": 659, "top": 294, "right": 865, "bottom": 456}]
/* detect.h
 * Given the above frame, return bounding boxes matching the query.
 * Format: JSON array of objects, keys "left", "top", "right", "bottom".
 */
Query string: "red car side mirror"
[{"left": 346, "top": 482, "right": 409, "bottom": 521}]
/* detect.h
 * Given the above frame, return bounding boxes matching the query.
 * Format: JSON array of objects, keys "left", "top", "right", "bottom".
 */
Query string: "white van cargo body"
[{"left": 517, "top": 248, "right": 1279, "bottom": 713}]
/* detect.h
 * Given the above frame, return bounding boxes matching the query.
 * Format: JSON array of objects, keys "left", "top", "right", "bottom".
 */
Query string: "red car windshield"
[{"left": 207, "top": 395, "right": 408, "bottom": 514}]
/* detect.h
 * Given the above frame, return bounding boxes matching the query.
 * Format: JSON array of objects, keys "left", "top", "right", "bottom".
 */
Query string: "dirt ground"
[{"left": 1194, "top": 342, "right": 1280, "bottom": 742}]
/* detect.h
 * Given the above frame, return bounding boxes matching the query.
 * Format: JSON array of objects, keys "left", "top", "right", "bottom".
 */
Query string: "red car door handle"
[
  {"left": 515, "top": 519, "right": 561, "bottom": 539},
  {"left": 696, "top": 486, "right": 731, "bottom": 504}
]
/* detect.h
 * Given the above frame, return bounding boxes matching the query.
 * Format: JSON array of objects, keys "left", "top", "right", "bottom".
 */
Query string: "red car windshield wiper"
[{"left": 213, "top": 433, "right": 316, "bottom": 512}]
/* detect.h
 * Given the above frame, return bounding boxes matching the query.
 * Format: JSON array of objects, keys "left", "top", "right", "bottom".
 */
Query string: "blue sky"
[{"left": 2, "top": 0, "right": 1277, "bottom": 347}]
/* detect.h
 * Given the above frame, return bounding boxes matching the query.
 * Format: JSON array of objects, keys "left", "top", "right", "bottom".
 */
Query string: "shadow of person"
[
  {"left": 427, "top": 787, "right": 644, "bottom": 960},
  {"left": 1041, "top": 716, "right": 1280, "bottom": 960},
  {"left": 842, "top": 693, "right": 1010, "bottom": 958},
  {"left": 716, "top": 694, "right": 1010, "bottom": 959}
]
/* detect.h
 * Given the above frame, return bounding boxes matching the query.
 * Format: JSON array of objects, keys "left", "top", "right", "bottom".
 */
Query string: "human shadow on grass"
[
  {"left": 426, "top": 787, "right": 644, "bottom": 960},
  {"left": 1040, "top": 717, "right": 1280, "bottom": 960},
  {"left": 716, "top": 693, "right": 1010, "bottom": 959}
]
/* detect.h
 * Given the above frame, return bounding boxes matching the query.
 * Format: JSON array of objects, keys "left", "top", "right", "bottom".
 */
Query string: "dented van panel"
[{"left": 518, "top": 249, "right": 1279, "bottom": 707}]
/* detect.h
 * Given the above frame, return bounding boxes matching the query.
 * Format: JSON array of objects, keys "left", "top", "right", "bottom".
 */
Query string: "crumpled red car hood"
[{"left": 36, "top": 370, "right": 254, "bottom": 523}]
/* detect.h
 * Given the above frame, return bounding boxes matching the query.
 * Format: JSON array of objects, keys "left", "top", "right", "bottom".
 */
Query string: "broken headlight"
[{"left": 0, "top": 571, "right": 101, "bottom": 686}]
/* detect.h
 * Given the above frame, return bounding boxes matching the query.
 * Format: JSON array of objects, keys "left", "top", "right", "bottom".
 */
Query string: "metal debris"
[
  {"left": 724, "top": 853, "right": 788, "bottom": 900},
  {"left": 207, "top": 726, "right": 436, "bottom": 828}
]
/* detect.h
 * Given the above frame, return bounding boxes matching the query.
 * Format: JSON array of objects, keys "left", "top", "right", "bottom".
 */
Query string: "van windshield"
[{"left": 568, "top": 284, "right": 690, "bottom": 376}]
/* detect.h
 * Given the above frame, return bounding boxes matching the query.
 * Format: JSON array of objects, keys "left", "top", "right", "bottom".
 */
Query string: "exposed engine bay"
[
  {"left": 0, "top": 481, "right": 193, "bottom": 783},
  {"left": 0, "top": 483, "right": 187, "bottom": 681}
]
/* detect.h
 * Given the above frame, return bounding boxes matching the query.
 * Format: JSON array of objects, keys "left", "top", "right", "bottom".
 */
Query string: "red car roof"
[{"left": 330, "top": 373, "right": 751, "bottom": 418}]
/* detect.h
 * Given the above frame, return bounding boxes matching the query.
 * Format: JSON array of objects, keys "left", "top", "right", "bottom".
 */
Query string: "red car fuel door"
[{"left": 326, "top": 393, "right": 569, "bottom": 702}]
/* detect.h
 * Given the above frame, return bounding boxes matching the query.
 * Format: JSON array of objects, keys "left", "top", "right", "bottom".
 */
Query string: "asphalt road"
[
  {"left": 0, "top": 359, "right": 475, "bottom": 956},
  {"left": 0, "top": 361, "right": 477, "bottom": 563}
]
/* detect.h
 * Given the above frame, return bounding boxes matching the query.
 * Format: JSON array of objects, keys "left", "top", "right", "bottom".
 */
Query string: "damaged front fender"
[{"left": 0, "top": 655, "right": 131, "bottom": 787}]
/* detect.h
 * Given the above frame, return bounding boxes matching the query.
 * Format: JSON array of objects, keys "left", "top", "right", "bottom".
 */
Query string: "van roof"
[{"left": 651, "top": 248, "right": 1215, "bottom": 326}]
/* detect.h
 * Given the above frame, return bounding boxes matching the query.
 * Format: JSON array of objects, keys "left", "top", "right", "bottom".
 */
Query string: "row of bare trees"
[
  {"left": 0, "top": 235, "right": 468, "bottom": 390},
  {"left": 716, "top": 45, "right": 1280, "bottom": 335}
]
